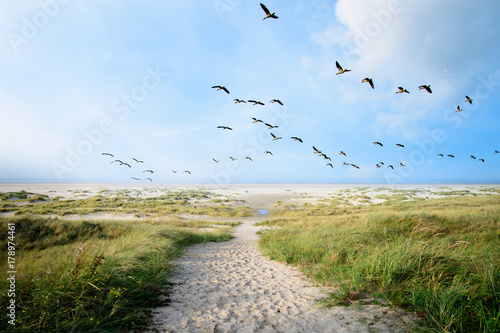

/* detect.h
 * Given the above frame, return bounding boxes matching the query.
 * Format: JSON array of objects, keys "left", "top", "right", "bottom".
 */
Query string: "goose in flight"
[
  {"left": 291, "top": 137, "right": 303, "bottom": 143},
  {"left": 270, "top": 99, "right": 283, "bottom": 105},
  {"left": 246, "top": 157, "right": 253, "bottom": 161},
  {"left": 479, "top": 159, "right": 485, "bottom": 162},
  {"left": 143, "top": 170, "right": 154, "bottom": 174},
  {"left": 437, "top": 154, "right": 443, "bottom": 157},
  {"left": 146, "top": 177, "right": 153, "bottom": 182},
  {"left": 252, "top": 118, "right": 263, "bottom": 123},
  {"left": 230, "top": 156, "right": 236, "bottom": 161},
  {"left": 313, "top": 146, "right": 321, "bottom": 154},
  {"left": 265, "top": 123, "right": 278, "bottom": 129},
  {"left": 418, "top": 85, "right": 432, "bottom": 93},
  {"left": 248, "top": 100, "right": 265, "bottom": 105},
  {"left": 326, "top": 163, "right": 333, "bottom": 168},
  {"left": 319, "top": 153, "right": 331, "bottom": 160},
  {"left": 123, "top": 163, "right": 131, "bottom": 168},
  {"left": 396, "top": 87, "right": 410, "bottom": 94},
  {"left": 131, "top": 177, "right": 141, "bottom": 181},
  {"left": 456, "top": 106, "right": 462, "bottom": 112},
  {"left": 343, "top": 162, "right": 350, "bottom": 166},
  {"left": 465, "top": 96, "right": 473, "bottom": 104},
  {"left": 212, "top": 158, "right": 220, "bottom": 163},
  {"left": 471, "top": 155, "right": 476, "bottom": 159},
  {"left": 447, "top": 154, "right": 454, "bottom": 158},
  {"left": 339, "top": 151, "right": 346, "bottom": 156},
  {"left": 101, "top": 152, "right": 114, "bottom": 157},
  {"left": 260, "top": 3, "right": 278, "bottom": 20},
  {"left": 336, "top": 61, "right": 351, "bottom": 75},
  {"left": 362, "top": 78, "right": 374, "bottom": 89},
  {"left": 373, "top": 141, "right": 383, "bottom": 147},
  {"left": 351, "top": 164, "right": 360, "bottom": 169},
  {"left": 217, "top": 126, "right": 233, "bottom": 130},
  {"left": 379, "top": 162, "right": 384, "bottom": 165},
  {"left": 172, "top": 170, "right": 178, "bottom": 173},
  {"left": 399, "top": 163, "right": 405, "bottom": 167},
  {"left": 265, "top": 151, "right": 273, "bottom": 155},
  {"left": 376, "top": 164, "right": 381, "bottom": 168},
  {"left": 111, "top": 159, "right": 123, "bottom": 164},
  {"left": 183, "top": 170, "right": 191, "bottom": 175},
  {"left": 234, "top": 99, "right": 246, "bottom": 103},
  {"left": 133, "top": 158, "right": 144, "bottom": 163},
  {"left": 270, "top": 133, "right": 282, "bottom": 141},
  {"left": 212, "top": 85, "right": 230, "bottom": 94},
  {"left": 396, "top": 143, "right": 404, "bottom": 148},
  {"left": 388, "top": 165, "right": 394, "bottom": 169}
]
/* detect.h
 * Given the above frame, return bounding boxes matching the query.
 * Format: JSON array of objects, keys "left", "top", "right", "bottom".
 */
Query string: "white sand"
[{"left": 148, "top": 212, "right": 414, "bottom": 333}]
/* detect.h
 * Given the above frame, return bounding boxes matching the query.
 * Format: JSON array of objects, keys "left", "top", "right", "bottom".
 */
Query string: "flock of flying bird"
[{"left": 101, "top": 3, "right": 496, "bottom": 181}]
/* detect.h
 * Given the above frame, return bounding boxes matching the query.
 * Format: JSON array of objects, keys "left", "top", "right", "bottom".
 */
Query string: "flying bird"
[
  {"left": 399, "top": 163, "right": 405, "bottom": 167},
  {"left": 335, "top": 61, "right": 351, "bottom": 75},
  {"left": 465, "top": 96, "right": 473, "bottom": 104},
  {"left": 217, "top": 126, "right": 233, "bottom": 130},
  {"left": 146, "top": 178, "right": 153, "bottom": 182},
  {"left": 437, "top": 154, "right": 444, "bottom": 157},
  {"left": 447, "top": 154, "right": 454, "bottom": 158},
  {"left": 456, "top": 106, "right": 462, "bottom": 112},
  {"left": 479, "top": 159, "right": 485, "bottom": 162},
  {"left": 265, "top": 123, "right": 278, "bottom": 129},
  {"left": 183, "top": 170, "right": 191, "bottom": 175},
  {"left": 212, "top": 158, "right": 220, "bottom": 163},
  {"left": 265, "top": 151, "right": 273, "bottom": 155},
  {"left": 123, "top": 163, "right": 131, "bottom": 168},
  {"left": 230, "top": 156, "right": 236, "bottom": 161},
  {"left": 246, "top": 157, "right": 253, "bottom": 161},
  {"left": 388, "top": 165, "right": 394, "bottom": 169},
  {"left": 252, "top": 118, "right": 263, "bottom": 123},
  {"left": 326, "top": 163, "right": 333, "bottom": 168},
  {"left": 313, "top": 146, "right": 321, "bottom": 154},
  {"left": 172, "top": 170, "right": 178, "bottom": 173},
  {"left": 373, "top": 141, "right": 383, "bottom": 147},
  {"left": 101, "top": 153, "right": 114, "bottom": 157},
  {"left": 143, "top": 170, "right": 154, "bottom": 173},
  {"left": 396, "top": 87, "right": 410, "bottom": 94},
  {"left": 248, "top": 100, "right": 265, "bottom": 105},
  {"left": 111, "top": 159, "right": 123, "bottom": 164},
  {"left": 212, "top": 85, "right": 230, "bottom": 94},
  {"left": 270, "top": 133, "right": 282, "bottom": 141},
  {"left": 362, "top": 78, "right": 374, "bottom": 89},
  {"left": 343, "top": 162, "right": 350, "bottom": 166},
  {"left": 291, "top": 137, "right": 303, "bottom": 143},
  {"left": 260, "top": 3, "right": 278, "bottom": 20},
  {"left": 319, "top": 154, "right": 331, "bottom": 160},
  {"left": 471, "top": 155, "right": 476, "bottom": 159},
  {"left": 418, "top": 85, "right": 432, "bottom": 93},
  {"left": 270, "top": 99, "right": 283, "bottom": 105},
  {"left": 234, "top": 99, "right": 246, "bottom": 103},
  {"left": 396, "top": 143, "right": 404, "bottom": 148},
  {"left": 378, "top": 162, "right": 384, "bottom": 165},
  {"left": 351, "top": 164, "right": 360, "bottom": 169},
  {"left": 131, "top": 177, "right": 141, "bottom": 181},
  {"left": 133, "top": 158, "right": 144, "bottom": 163},
  {"left": 376, "top": 164, "right": 381, "bottom": 168},
  {"left": 339, "top": 151, "right": 346, "bottom": 156}
]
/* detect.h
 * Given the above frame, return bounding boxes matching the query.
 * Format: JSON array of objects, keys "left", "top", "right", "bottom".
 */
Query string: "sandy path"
[{"left": 149, "top": 213, "right": 412, "bottom": 332}]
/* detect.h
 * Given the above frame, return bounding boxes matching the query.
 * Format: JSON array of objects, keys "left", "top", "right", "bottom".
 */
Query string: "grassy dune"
[
  {"left": 0, "top": 189, "right": 246, "bottom": 332},
  {"left": 258, "top": 193, "right": 500, "bottom": 332}
]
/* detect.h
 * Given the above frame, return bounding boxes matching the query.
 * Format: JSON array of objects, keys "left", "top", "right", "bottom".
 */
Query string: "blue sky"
[{"left": 1, "top": 0, "right": 499, "bottom": 184}]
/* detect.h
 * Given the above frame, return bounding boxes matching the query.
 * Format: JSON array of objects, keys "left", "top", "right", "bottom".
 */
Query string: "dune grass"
[
  {"left": 0, "top": 213, "right": 240, "bottom": 332},
  {"left": 257, "top": 193, "right": 500, "bottom": 332}
]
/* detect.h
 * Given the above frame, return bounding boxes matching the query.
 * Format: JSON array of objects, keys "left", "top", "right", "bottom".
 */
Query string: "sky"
[{"left": 0, "top": 0, "right": 499, "bottom": 184}]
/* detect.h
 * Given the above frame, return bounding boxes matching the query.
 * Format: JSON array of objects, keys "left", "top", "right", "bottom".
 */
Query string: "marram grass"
[
  {"left": 0, "top": 216, "right": 238, "bottom": 332},
  {"left": 258, "top": 194, "right": 500, "bottom": 332}
]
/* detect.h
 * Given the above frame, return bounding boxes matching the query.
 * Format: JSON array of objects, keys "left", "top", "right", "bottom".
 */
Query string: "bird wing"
[
  {"left": 369, "top": 79, "right": 374, "bottom": 89},
  {"left": 222, "top": 87, "right": 230, "bottom": 94},
  {"left": 336, "top": 61, "right": 342, "bottom": 71},
  {"left": 277, "top": 100, "right": 283, "bottom": 105},
  {"left": 212, "top": 86, "right": 221, "bottom": 89},
  {"left": 248, "top": 100, "right": 257, "bottom": 103},
  {"left": 260, "top": 3, "right": 270, "bottom": 15},
  {"left": 271, "top": 133, "right": 276, "bottom": 139},
  {"left": 426, "top": 86, "right": 432, "bottom": 93}
]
